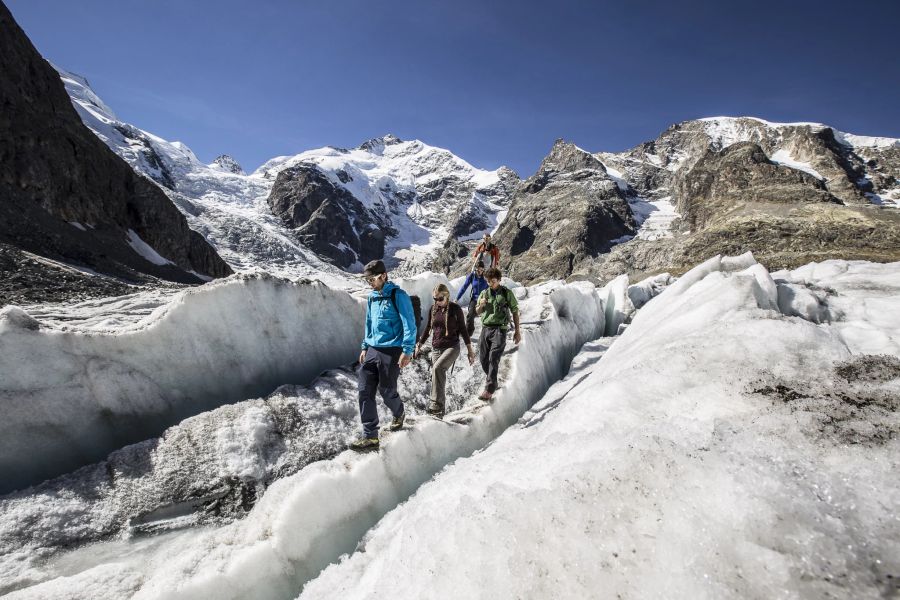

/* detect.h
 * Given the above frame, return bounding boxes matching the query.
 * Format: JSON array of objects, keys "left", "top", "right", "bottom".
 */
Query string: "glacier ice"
[
  {"left": 298, "top": 258, "right": 900, "bottom": 600},
  {"left": 0, "top": 274, "right": 367, "bottom": 494},
  {"left": 1, "top": 279, "right": 606, "bottom": 599}
]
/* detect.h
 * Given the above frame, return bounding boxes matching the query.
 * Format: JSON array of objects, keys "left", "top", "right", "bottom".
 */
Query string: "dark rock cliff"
[{"left": 0, "top": 1, "right": 231, "bottom": 305}]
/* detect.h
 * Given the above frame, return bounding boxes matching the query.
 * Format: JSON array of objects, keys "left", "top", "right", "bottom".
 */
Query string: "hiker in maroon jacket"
[{"left": 414, "top": 283, "right": 475, "bottom": 417}]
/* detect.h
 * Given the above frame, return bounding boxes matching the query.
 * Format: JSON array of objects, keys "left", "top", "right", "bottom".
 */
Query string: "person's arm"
[
  {"left": 416, "top": 308, "right": 433, "bottom": 351},
  {"left": 456, "top": 304, "right": 472, "bottom": 346},
  {"left": 361, "top": 300, "right": 371, "bottom": 349},
  {"left": 508, "top": 290, "right": 521, "bottom": 344},
  {"left": 360, "top": 299, "right": 371, "bottom": 363},
  {"left": 456, "top": 273, "right": 471, "bottom": 301},
  {"left": 492, "top": 246, "right": 501, "bottom": 266},
  {"left": 457, "top": 304, "right": 476, "bottom": 364},
  {"left": 396, "top": 291, "right": 417, "bottom": 357},
  {"left": 475, "top": 289, "right": 489, "bottom": 315}
]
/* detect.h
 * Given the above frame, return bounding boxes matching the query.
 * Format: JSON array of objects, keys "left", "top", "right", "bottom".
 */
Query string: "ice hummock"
[{"left": 0, "top": 273, "right": 368, "bottom": 494}]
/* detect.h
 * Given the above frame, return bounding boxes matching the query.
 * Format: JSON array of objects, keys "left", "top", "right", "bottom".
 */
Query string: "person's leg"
[
  {"left": 357, "top": 348, "right": 381, "bottom": 438},
  {"left": 485, "top": 328, "right": 507, "bottom": 393},
  {"left": 466, "top": 299, "right": 477, "bottom": 337},
  {"left": 431, "top": 346, "right": 460, "bottom": 410},
  {"left": 479, "top": 326, "right": 491, "bottom": 377},
  {"left": 376, "top": 347, "right": 404, "bottom": 418}
]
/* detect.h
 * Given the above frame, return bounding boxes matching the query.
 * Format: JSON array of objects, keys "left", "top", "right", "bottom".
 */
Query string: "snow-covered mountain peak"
[
  {"left": 358, "top": 133, "right": 404, "bottom": 154},
  {"left": 209, "top": 154, "right": 245, "bottom": 175},
  {"left": 56, "top": 67, "right": 519, "bottom": 274},
  {"left": 54, "top": 67, "right": 118, "bottom": 123}
]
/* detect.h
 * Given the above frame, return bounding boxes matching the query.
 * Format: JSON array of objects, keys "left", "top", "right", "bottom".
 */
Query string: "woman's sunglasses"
[{"left": 432, "top": 296, "right": 447, "bottom": 302}]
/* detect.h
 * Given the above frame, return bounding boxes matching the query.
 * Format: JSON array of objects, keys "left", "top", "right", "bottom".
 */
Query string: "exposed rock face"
[
  {"left": 259, "top": 135, "right": 518, "bottom": 272},
  {"left": 209, "top": 154, "right": 245, "bottom": 175},
  {"left": 0, "top": 2, "right": 231, "bottom": 301},
  {"left": 578, "top": 117, "right": 900, "bottom": 283},
  {"left": 267, "top": 165, "right": 392, "bottom": 267},
  {"left": 674, "top": 142, "right": 841, "bottom": 231},
  {"left": 0, "top": 243, "right": 135, "bottom": 306},
  {"left": 597, "top": 118, "right": 879, "bottom": 205},
  {"left": 493, "top": 140, "right": 636, "bottom": 283}
]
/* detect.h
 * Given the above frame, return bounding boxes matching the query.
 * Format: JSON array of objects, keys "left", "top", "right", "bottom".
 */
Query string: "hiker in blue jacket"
[
  {"left": 351, "top": 259, "right": 417, "bottom": 451},
  {"left": 455, "top": 261, "right": 489, "bottom": 337}
]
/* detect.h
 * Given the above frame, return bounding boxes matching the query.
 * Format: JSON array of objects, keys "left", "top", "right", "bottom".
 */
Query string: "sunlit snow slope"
[{"left": 300, "top": 256, "right": 900, "bottom": 600}]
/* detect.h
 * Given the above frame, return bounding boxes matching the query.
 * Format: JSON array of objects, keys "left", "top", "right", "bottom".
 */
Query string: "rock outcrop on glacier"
[
  {"left": 267, "top": 164, "right": 393, "bottom": 268},
  {"left": 491, "top": 140, "right": 637, "bottom": 283},
  {"left": 0, "top": 4, "right": 231, "bottom": 306}
]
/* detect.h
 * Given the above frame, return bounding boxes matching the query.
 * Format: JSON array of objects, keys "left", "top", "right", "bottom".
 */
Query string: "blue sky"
[{"left": 8, "top": 0, "right": 900, "bottom": 177}]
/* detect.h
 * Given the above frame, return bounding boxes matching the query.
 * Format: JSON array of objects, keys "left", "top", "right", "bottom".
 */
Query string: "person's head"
[
  {"left": 483, "top": 233, "right": 492, "bottom": 245},
  {"left": 484, "top": 267, "right": 502, "bottom": 289},
  {"left": 363, "top": 259, "right": 387, "bottom": 291},
  {"left": 432, "top": 283, "right": 450, "bottom": 306},
  {"left": 476, "top": 261, "right": 485, "bottom": 276}
]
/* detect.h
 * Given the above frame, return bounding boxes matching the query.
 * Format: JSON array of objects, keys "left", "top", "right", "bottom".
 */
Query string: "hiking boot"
[
  {"left": 426, "top": 402, "right": 444, "bottom": 418},
  {"left": 390, "top": 412, "right": 405, "bottom": 431},
  {"left": 478, "top": 389, "right": 493, "bottom": 401},
  {"left": 349, "top": 437, "right": 380, "bottom": 451}
]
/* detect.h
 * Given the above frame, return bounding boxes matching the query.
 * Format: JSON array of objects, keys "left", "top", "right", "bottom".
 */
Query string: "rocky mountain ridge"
[
  {"left": 0, "top": 3, "right": 232, "bottom": 305},
  {"left": 492, "top": 116, "right": 899, "bottom": 283},
  {"left": 53, "top": 60, "right": 899, "bottom": 287}
]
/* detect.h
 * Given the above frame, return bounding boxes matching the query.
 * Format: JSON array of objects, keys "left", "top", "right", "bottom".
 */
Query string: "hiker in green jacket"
[{"left": 475, "top": 267, "right": 521, "bottom": 400}]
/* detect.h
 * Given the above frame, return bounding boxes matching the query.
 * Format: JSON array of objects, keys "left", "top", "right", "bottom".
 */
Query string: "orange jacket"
[{"left": 473, "top": 242, "right": 500, "bottom": 267}]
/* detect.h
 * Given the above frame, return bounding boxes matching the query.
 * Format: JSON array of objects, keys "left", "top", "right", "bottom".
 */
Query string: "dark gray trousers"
[
  {"left": 466, "top": 299, "right": 477, "bottom": 337},
  {"left": 357, "top": 347, "right": 404, "bottom": 438},
  {"left": 478, "top": 326, "right": 506, "bottom": 392}
]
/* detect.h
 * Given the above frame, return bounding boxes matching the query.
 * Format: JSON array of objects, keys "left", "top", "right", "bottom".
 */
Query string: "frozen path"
[{"left": 299, "top": 256, "right": 900, "bottom": 600}]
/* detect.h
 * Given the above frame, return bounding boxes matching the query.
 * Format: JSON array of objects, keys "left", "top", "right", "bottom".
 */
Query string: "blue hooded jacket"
[{"left": 362, "top": 281, "right": 417, "bottom": 355}]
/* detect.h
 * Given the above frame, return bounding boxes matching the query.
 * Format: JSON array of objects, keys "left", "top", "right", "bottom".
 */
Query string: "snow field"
[
  {"left": 297, "top": 255, "right": 900, "bottom": 600},
  {"left": 0, "top": 274, "right": 367, "bottom": 494}
]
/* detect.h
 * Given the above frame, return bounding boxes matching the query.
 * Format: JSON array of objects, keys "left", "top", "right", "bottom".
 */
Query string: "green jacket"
[{"left": 477, "top": 286, "right": 519, "bottom": 329}]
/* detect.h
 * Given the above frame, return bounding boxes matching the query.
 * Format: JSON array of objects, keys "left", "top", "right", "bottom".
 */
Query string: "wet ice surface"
[{"left": 300, "top": 258, "right": 900, "bottom": 600}]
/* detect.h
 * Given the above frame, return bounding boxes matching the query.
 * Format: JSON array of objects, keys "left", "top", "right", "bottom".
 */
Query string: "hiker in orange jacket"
[{"left": 470, "top": 233, "right": 500, "bottom": 271}]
